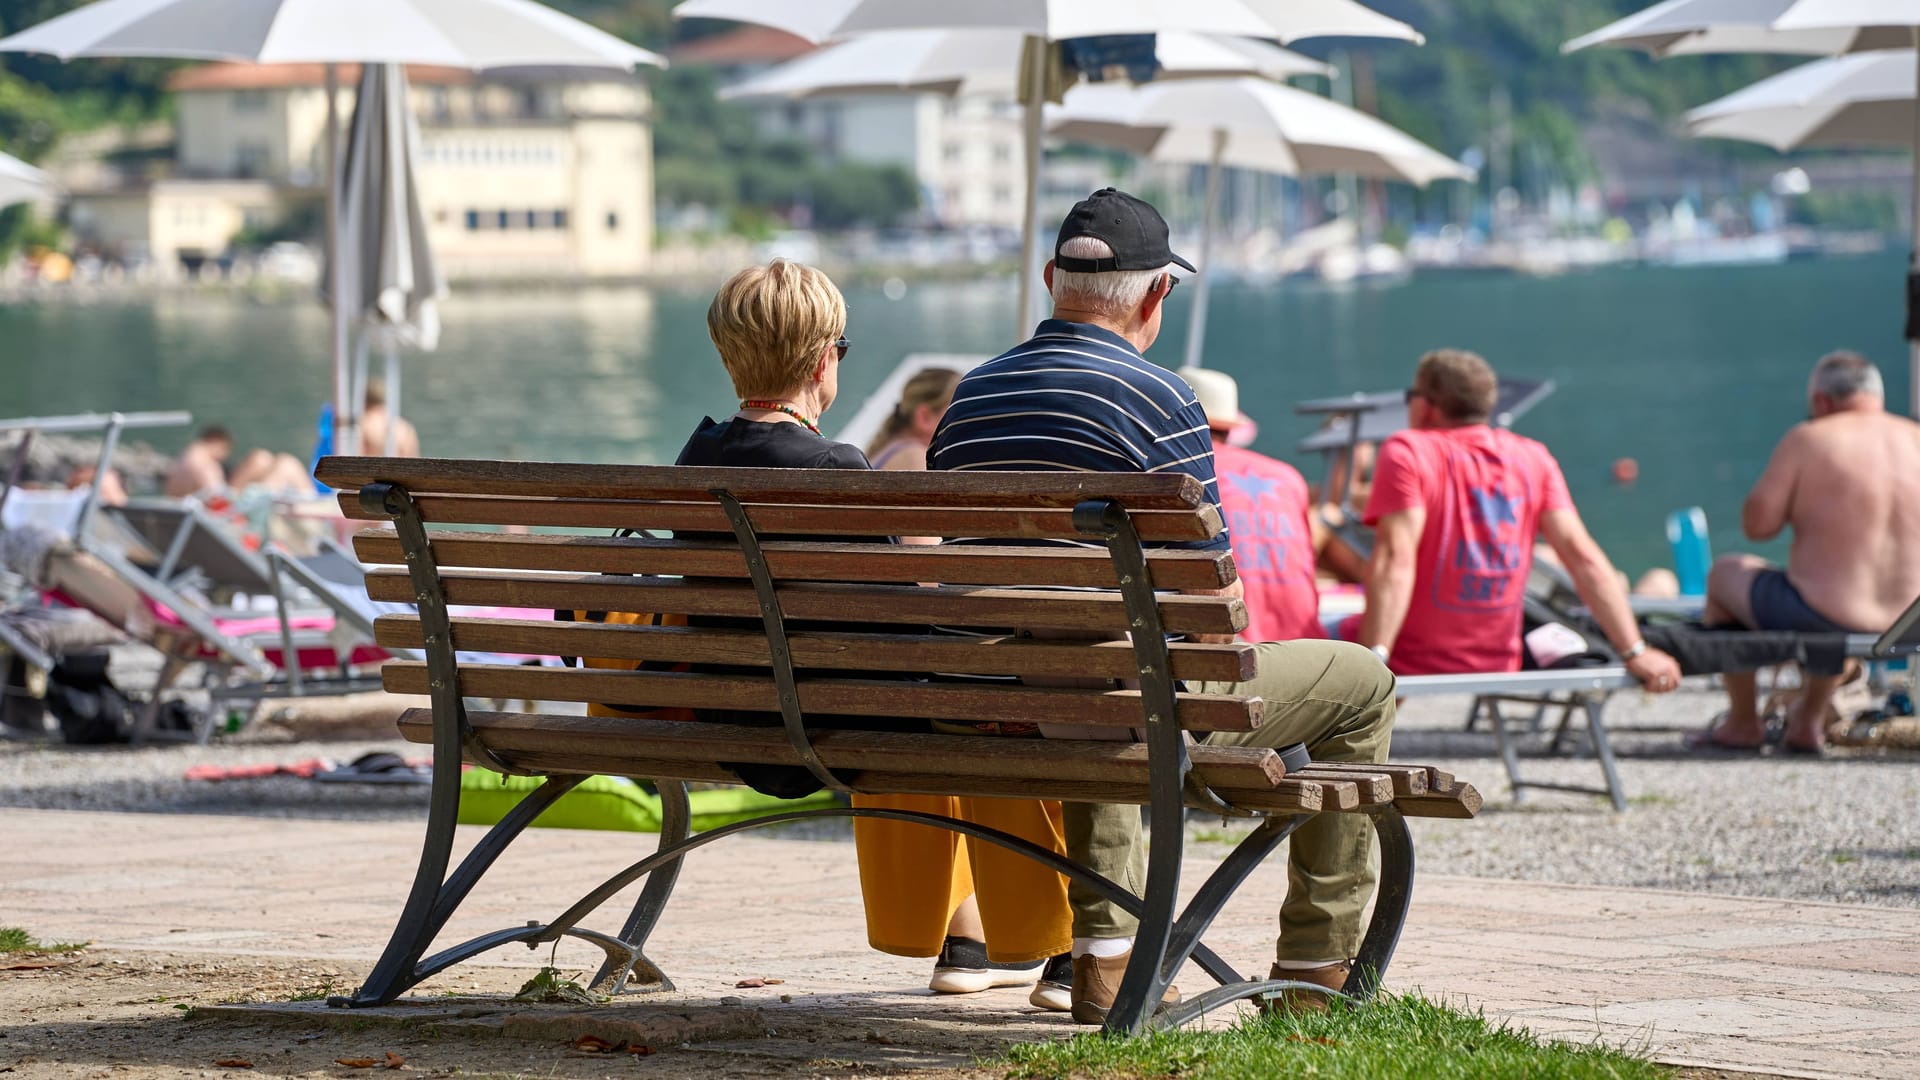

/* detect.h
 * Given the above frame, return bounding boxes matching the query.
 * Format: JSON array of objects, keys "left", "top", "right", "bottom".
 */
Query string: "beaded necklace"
[{"left": 739, "top": 400, "right": 822, "bottom": 437}]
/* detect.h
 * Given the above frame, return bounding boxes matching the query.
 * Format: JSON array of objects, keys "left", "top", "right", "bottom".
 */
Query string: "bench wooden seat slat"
[
  {"left": 363, "top": 569, "right": 1248, "bottom": 636},
  {"left": 384, "top": 663, "right": 1264, "bottom": 731},
  {"left": 354, "top": 532, "right": 1238, "bottom": 591},
  {"left": 397, "top": 710, "right": 1289, "bottom": 789},
  {"left": 374, "top": 616, "right": 1260, "bottom": 684},
  {"left": 315, "top": 457, "right": 1210, "bottom": 510},
  {"left": 1299, "top": 763, "right": 1431, "bottom": 798},
  {"left": 1292, "top": 767, "right": 1393, "bottom": 805},
  {"left": 336, "top": 493, "right": 1224, "bottom": 543}
]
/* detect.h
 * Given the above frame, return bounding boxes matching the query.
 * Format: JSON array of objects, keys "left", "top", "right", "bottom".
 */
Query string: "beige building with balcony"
[{"left": 68, "top": 63, "right": 654, "bottom": 280}]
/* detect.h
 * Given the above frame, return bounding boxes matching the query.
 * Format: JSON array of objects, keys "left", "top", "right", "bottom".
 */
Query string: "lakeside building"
[
  {"left": 673, "top": 26, "right": 1029, "bottom": 234},
  {"left": 64, "top": 63, "right": 654, "bottom": 281}
]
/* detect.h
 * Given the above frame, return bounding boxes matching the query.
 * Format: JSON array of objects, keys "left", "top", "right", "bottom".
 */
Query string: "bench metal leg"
[
  {"left": 589, "top": 779, "right": 690, "bottom": 995},
  {"left": 338, "top": 773, "right": 582, "bottom": 1007},
  {"left": 1150, "top": 806, "right": 1414, "bottom": 1028}
]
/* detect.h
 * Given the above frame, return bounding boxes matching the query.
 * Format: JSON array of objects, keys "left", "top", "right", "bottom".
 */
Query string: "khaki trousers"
[{"left": 1063, "top": 639, "right": 1396, "bottom": 964}]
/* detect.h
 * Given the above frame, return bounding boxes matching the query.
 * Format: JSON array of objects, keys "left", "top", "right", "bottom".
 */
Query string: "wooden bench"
[{"left": 313, "top": 456, "right": 1481, "bottom": 1034}]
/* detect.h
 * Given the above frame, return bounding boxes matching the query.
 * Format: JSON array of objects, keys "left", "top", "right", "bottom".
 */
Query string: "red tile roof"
[
  {"left": 168, "top": 63, "right": 474, "bottom": 92},
  {"left": 671, "top": 25, "right": 814, "bottom": 65}
]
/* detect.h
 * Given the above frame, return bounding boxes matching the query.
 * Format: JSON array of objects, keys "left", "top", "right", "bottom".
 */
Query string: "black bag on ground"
[{"left": 43, "top": 653, "right": 191, "bottom": 744}]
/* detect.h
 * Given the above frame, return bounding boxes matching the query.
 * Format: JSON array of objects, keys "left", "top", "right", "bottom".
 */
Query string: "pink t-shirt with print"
[
  {"left": 1363, "top": 425, "right": 1572, "bottom": 675},
  {"left": 1212, "top": 443, "right": 1324, "bottom": 643}
]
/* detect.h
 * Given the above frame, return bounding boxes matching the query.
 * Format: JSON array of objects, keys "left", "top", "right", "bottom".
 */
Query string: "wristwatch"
[
  {"left": 1368, "top": 644, "right": 1391, "bottom": 664},
  {"left": 1620, "top": 639, "right": 1649, "bottom": 661}
]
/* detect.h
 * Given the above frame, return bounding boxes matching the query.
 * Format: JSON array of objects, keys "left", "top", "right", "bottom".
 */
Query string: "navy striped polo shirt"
[{"left": 928, "top": 318, "right": 1230, "bottom": 552}]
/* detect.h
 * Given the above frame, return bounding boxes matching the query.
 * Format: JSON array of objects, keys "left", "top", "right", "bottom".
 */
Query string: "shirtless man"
[
  {"left": 358, "top": 379, "right": 420, "bottom": 458},
  {"left": 1698, "top": 351, "right": 1920, "bottom": 754},
  {"left": 164, "top": 427, "right": 234, "bottom": 497}
]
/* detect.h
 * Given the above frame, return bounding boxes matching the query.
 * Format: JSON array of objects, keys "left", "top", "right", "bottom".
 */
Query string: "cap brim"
[{"left": 1171, "top": 252, "right": 1197, "bottom": 274}]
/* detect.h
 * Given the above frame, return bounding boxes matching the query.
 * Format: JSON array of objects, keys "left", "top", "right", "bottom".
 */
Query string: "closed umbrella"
[
  {"left": 0, "top": 151, "right": 52, "bottom": 209},
  {"left": 1686, "top": 50, "right": 1920, "bottom": 413},
  {"left": 332, "top": 63, "right": 445, "bottom": 456},
  {"left": 678, "top": 0, "right": 1419, "bottom": 330},
  {"left": 0, "top": 0, "right": 662, "bottom": 456},
  {"left": 1049, "top": 77, "right": 1473, "bottom": 367}
]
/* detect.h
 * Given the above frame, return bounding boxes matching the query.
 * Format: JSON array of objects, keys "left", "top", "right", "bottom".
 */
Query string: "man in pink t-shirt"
[
  {"left": 1356, "top": 350, "right": 1681, "bottom": 691},
  {"left": 1185, "top": 367, "right": 1324, "bottom": 642}
]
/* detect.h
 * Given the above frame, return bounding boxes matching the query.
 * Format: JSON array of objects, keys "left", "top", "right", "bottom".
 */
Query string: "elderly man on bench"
[
  {"left": 1353, "top": 349, "right": 1684, "bottom": 692},
  {"left": 929, "top": 188, "right": 1397, "bottom": 1023}
]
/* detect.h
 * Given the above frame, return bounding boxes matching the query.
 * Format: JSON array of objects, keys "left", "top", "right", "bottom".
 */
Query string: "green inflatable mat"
[{"left": 458, "top": 769, "right": 838, "bottom": 832}]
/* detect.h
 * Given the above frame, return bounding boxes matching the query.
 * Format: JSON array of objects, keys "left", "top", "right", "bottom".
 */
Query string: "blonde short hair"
[{"left": 706, "top": 259, "right": 848, "bottom": 399}]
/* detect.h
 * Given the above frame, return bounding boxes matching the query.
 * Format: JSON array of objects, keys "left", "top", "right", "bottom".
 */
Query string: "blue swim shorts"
[{"left": 1748, "top": 568, "right": 1859, "bottom": 635}]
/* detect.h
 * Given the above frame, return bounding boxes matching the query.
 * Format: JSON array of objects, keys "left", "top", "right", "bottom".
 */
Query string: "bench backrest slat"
[
  {"left": 363, "top": 569, "right": 1248, "bottom": 637},
  {"left": 338, "top": 493, "right": 1224, "bottom": 543},
  {"left": 382, "top": 661, "right": 1263, "bottom": 732},
  {"left": 316, "top": 457, "right": 1208, "bottom": 510},
  {"left": 373, "top": 615, "right": 1259, "bottom": 684},
  {"left": 354, "top": 531, "right": 1237, "bottom": 591}
]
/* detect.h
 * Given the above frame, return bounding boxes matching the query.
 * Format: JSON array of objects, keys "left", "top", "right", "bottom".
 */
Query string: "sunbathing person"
[
  {"left": 929, "top": 188, "right": 1397, "bottom": 1021},
  {"left": 165, "top": 427, "right": 234, "bottom": 497},
  {"left": 1184, "top": 366, "right": 1323, "bottom": 642},
  {"left": 866, "top": 367, "right": 962, "bottom": 471},
  {"left": 359, "top": 379, "right": 421, "bottom": 458},
  {"left": 1354, "top": 349, "right": 1682, "bottom": 692},
  {"left": 1696, "top": 351, "right": 1920, "bottom": 754},
  {"left": 1310, "top": 430, "right": 1373, "bottom": 585},
  {"left": 681, "top": 260, "right": 1073, "bottom": 1008}
]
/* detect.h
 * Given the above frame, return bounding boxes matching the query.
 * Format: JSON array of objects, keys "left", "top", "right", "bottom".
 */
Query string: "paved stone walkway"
[{"left": 4, "top": 808, "right": 1917, "bottom": 1078}]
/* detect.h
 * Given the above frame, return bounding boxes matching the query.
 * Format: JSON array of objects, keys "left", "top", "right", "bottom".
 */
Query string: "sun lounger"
[{"left": 1397, "top": 667, "right": 1637, "bottom": 812}]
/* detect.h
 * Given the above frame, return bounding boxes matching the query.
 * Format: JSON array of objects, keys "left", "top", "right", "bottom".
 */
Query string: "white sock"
[
  {"left": 1273, "top": 958, "right": 1344, "bottom": 970},
  {"left": 1072, "top": 936, "right": 1133, "bottom": 959}
]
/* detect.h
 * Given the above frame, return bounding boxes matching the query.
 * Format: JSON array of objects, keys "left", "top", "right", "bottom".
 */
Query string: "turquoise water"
[{"left": 1, "top": 253, "right": 1907, "bottom": 575}]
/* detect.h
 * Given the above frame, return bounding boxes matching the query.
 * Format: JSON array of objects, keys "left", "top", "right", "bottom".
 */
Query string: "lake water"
[{"left": 2, "top": 252, "right": 1909, "bottom": 576}]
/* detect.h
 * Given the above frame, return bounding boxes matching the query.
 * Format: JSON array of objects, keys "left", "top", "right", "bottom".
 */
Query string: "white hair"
[
  {"left": 1050, "top": 236, "right": 1171, "bottom": 317},
  {"left": 1810, "top": 350, "right": 1884, "bottom": 401}
]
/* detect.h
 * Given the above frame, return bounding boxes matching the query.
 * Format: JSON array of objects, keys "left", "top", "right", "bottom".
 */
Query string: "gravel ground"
[{"left": 2, "top": 681, "right": 1916, "bottom": 908}]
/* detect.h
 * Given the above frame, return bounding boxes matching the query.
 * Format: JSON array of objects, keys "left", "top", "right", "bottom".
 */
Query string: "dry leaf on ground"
[
  {"left": 383, "top": 1052, "right": 405, "bottom": 1069},
  {"left": 733, "top": 977, "right": 785, "bottom": 988},
  {"left": 572, "top": 1035, "right": 618, "bottom": 1053},
  {"left": 335, "top": 1058, "right": 378, "bottom": 1068},
  {"left": 213, "top": 1059, "right": 253, "bottom": 1068}
]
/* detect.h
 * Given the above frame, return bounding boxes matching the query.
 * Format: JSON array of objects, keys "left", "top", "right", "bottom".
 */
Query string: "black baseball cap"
[{"left": 1053, "top": 188, "right": 1196, "bottom": 275}]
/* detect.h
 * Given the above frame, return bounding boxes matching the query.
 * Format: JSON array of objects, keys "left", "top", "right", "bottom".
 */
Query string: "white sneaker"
[
  {"left": 928, "top": 936, "right": 1044, "bottom": 994},
  {"left": 1027, "top": 953, "right": 1073, "bottom": 1011}
]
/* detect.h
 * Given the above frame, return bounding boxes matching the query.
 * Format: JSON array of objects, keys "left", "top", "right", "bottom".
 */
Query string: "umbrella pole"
[
  {"left": 1016, "top": 35, "right": 1045, "bottom": 334},
  {"left": 1910, "top": 29, "right": 1920, "bottom": 417},
  {"left": 1183, "top": 128, "right": 1227, "bottom": 370},
  {"left": 326, "top": 62, "right": 355, "bottom": 459}
]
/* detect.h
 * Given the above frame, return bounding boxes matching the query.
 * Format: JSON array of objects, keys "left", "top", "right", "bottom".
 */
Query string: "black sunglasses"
[
  {"left": 1404, "top": 386, "right": 1422, "bottom": 404},
  {"left": 1164, "top": 274, "right": 1181, "bottom": 294},
  {"left": 834, "top": 336, "right": 851, "bottom": 361}
]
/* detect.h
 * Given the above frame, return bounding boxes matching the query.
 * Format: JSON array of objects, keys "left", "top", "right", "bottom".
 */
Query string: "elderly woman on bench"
[{"left": 675, "top": 259, "right": 1074, "bottom": 1009}]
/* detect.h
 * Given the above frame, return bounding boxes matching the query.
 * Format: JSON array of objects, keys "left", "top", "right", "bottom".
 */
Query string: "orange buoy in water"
[{"left": 1612, "top": 457, "right": 1639, "bottom": 486}]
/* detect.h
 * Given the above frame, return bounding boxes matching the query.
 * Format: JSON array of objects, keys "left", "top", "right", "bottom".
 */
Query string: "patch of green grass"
[
  {"left": 1627, "top": 794, "right": 1677, "bottom": 808},
  {"left": 283, "top": 983, "right": 339, "bottom": 1002},
  {"left": 1830, "top": 851, "right": 1860, "bottom": 865},
  {"left": 0, "top": 927, "right": 86, "bottom": 955},
  {"left": 997, "top": 993, "right": 1663, "bottom": 1080}
]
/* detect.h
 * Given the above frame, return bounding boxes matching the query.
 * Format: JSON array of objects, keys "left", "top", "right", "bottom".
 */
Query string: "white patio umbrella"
[
  {"left": 678, "top": 0, "right": 1420, "bottom": 330},
  {"left": 1688, "top": 50, "right": 1920, "bottom": 412},
  {"left": 0, "top": 0, "right": 662, "bottom": 458},
  {"left": 720, "top": 29, "right": 1330, "bottom": 101},
  {"left": 332, "top": 64, "right": 446, "bottom": 456},
  {"left": 0, "top": 152, "right": 53, "bottom": 209},
  {"left": 1049, "top": 77, "right": 1473, "bottom": 367},
  {"left": 1562, "top": 0, "right": 1911, "bottom": 57}
]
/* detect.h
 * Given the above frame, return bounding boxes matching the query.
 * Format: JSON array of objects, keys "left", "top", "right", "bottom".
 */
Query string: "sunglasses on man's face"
[
  {"left": 1404, "top": 387, "right": 1423, "bottom": 404},
  {"left": 835, "top": 336, "right": 851, "bottom": 361},
  {"left": 1164, "top": 274, "right": 1181, "bottom": 294}
]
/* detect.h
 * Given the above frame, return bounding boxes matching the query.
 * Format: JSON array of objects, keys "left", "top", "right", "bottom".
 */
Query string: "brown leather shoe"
[
  {"left": 1068, "top": 951, "right": 1181, "bottom": 1026},
  {"left": 1257, "top": 960, "right": 1351, "bottom": 1015}
]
